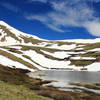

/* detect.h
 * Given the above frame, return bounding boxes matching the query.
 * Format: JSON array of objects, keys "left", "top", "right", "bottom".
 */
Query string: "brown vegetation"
[{"left": 0, "top": 64, "right": 100, "bottom": 100}]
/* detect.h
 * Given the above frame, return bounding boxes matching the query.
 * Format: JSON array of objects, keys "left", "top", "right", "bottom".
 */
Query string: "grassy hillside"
[
  {"left": 0, "top": 81, "right": 53, "bottom": 100},
  {"left": 0, "top": 65, "right": 53, "bottom": 100}
]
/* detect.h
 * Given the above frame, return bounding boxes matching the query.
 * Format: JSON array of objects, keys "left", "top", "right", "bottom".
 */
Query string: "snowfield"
[
  {"left": 46, "top": 44, "right": 76, "bottom": 50},
  {"left": 61, "top": 38, "right": 100, "bottom": 43},
  {"left": 41, "top": 50, "right": 70, "bottom": 59},
  {"left": 0, "top": 21, "right": 100, "bottom": 71},
  {"left": 24, "top": 50, "right": 71, "bottom": 69},
  {"left": 71, "top": 57, "right": 96, "bottom": 60},
  {"left": 86, "top": 63, "right": 100, "bottom": 71},
  {"left": 0, "top": 55, "right": 34, "bottom": 72}
]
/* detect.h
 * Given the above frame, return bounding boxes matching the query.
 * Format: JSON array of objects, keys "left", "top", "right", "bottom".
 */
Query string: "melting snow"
[
  {"left": 24, "top": 50, "right": 71, "bottom": 69},
  {"left": 62, "top": 38, "right": 100, "bottom": 43},
  {"left": 71, "top": 57, "right": 96, "bottom": 60},
  {"left": 0, "top": 55, "right": 34, "bottom": 71},
  {"left": 0, "top": 48, "right": 45, "bottom": 70},
  {"left": 86, "top": 63, "right": 100, "bottom": 71},
  {"left": 41, "top": 50, "right": 70, "bottom": 59},
  {"left": 88, "top": 48, "right": 100, "bottom": 52},
  {"left": 46, "top": 44, "right": 76, "bottom": 50}
]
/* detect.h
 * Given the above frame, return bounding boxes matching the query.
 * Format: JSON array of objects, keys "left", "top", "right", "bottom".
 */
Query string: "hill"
[{"left": 0, "top": 21, "right": 100, "bottom": 71}]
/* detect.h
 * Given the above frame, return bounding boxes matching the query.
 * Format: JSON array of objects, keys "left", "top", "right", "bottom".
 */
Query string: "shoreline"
[{"left": 0, "top": 65, "right": 100, "bottom": 100}]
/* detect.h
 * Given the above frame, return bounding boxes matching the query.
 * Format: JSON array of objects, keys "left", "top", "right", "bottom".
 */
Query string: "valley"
[{"left": 0, "top": 21, "right": 100, "bottom": 100}]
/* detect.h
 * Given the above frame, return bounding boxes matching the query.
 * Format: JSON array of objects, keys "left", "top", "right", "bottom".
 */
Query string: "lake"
[{"left": 28, "top": 70, "right": 100, "bottom": 93}]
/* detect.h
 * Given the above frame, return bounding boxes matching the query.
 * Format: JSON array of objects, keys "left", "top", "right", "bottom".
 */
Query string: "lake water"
[{"left": 28, "top": 70, "right": 100, "bottom": 93}]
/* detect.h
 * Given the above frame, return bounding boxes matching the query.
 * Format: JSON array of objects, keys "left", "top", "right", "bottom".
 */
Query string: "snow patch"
[
  {"left": 24, "top": 50, "right": 71, "bottom": 69},
  {"left": 71, "top": 57, "right": 96, "bottom": 60},
  {"left": 41, "top": 50, "right": 70, "bottom": 59},
  {"left": 0, "top": 55, "right": 34, "bottom": 72},
  {"left": 88, "top": 48, "right": 100, "bottom": 52},
  {"left": 86, "top": 63, "right": 100, "bottom": 71},
  {"left": 0, "top": 48, "right": 45, "bottom": 70},
  {"left": 61, "top": 38, "right": 100, "bottom": 44}
]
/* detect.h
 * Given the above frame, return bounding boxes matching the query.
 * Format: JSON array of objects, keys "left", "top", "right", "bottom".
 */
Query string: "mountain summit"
[
  {"left": 0, "top": 21, "right": 100, "bottom": 71},
  {"left": 0, "top": 21, "right": 44, "bottom": 45}
]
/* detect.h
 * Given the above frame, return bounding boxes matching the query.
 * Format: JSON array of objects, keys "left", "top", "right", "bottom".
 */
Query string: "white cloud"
[
  {"left": 46, "top": 24, "right": 65, "bottom": 32},
  {"left": 26, "top": 0, "right": 100, "bottom": 36},
  {"left": 26, "top": 15, "right": 65, "bottom": 32},
  {"left": 0, "top": 2, "right": 18, "bottom": 13},
  {"left": 84, "top": 21, "right": 100, "bottom": 36},
  {"left": 27, "top": 15, "right": 48, "bottom": 22}
]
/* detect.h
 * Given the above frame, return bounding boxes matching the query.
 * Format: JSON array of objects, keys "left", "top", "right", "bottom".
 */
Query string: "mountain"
[{"left": 0, "top": 21, "right": 100, "bottom": 71}]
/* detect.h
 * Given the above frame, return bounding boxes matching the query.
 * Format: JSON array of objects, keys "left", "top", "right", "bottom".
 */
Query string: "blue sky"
[{"left": 0, "top": 0, "right": 100, "bottom": 40}]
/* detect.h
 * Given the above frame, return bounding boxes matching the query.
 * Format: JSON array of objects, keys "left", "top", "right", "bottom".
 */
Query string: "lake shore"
[{"left": 0, "top": 65, "right": 100, "bottom": 100}]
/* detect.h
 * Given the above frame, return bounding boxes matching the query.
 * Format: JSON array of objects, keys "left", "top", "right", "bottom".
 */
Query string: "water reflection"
[{"left": 28, "top": 70, "right": 100, "bottom": 93}]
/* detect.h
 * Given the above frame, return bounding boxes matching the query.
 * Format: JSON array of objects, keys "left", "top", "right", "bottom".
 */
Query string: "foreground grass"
[
  {"left": 0, "top": 65, "right": 100, "bottom": 100},
  {"left": 0, "top": 81, "right": 52, "bottom": 100},
  {"left": 0, "top": 65, "right": 53, "bottom": 100}
]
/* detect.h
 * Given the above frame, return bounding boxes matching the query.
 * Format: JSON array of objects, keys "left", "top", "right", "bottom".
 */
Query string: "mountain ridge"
[
  {"left": 0, "top": 21, "right": 100, "bottom": 71},
  {"left": 0, "top": 21, "right": 43, "bottom": 40}
]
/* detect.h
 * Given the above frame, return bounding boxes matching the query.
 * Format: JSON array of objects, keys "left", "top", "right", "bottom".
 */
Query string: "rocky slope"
[{"left": 0, "top": 21, "right": 100, "bottom": 71}]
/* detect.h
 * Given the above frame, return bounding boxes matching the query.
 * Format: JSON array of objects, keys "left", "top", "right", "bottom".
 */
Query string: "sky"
[{"left": 0, "top": 0, "right": 100, "bottom": 40}]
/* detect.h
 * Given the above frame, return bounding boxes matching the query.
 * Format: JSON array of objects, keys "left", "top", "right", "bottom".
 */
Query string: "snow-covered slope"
[
  {"left": 0, "top": 21, "right": 100, "bottom": 71},
  {"left": 60, "top": 38, "right": 100, "bottom": 43},
  {"left": 0, "top": 21, "right": 46, "bottom": 46}
]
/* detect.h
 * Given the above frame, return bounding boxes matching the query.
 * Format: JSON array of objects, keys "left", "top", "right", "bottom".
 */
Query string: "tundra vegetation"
[{"left": 0, "top": 65, "right": 100, "bottom": 100}]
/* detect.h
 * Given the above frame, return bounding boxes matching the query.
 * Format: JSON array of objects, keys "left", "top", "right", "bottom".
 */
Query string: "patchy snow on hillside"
[
  {"left": 62, "top": 38, "right": 100, "bottom": 43},
  {"left": 67, "top": 51, "right": 86, "bottom": 55},
  {"left": 86, "top": 63, "right": 100, "bottom": 71},
  {"left": 0, "top": 29, "right": 7, "bottom": 39},
  {"left": 0, "top": 21, "right": 42, "bottom": 40},
  {"left": 88, "top": 48, "right": 100, "bottom": 52},
  {"left": 0, "top": 55, "right": 34, "bottom": 71},
  {"left": 0, "top": 21, "right": 100, "bottom": 71},
  {"left": 46, "top": 44, "right": 76, "bottom": 50},
  {"left": 71, "top": 57, "right": 96, "bottom": 60},
  {"left": 41, "top": 50, "right": 70, "bottom": 59},
  {"left": 0, "top": 48, "right": 45, "bottom": 70},
  {"left": 8, "top": 46, "right": 22, "bottom": 49},
  {"left": 75, "top": 48, "right": 84, "bottom": 50},
  {"left": 34, "top": 42, "right": 51, "bottom": 47},
  {"left": 24, "top": 50, "right": 71, "bottom": 69}
]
